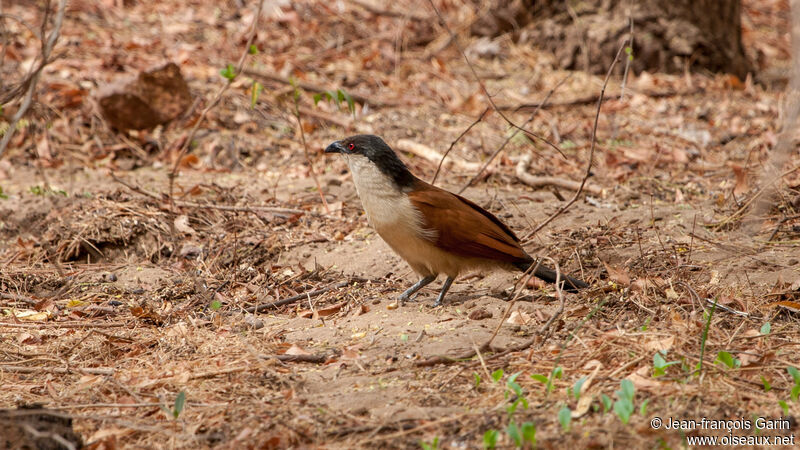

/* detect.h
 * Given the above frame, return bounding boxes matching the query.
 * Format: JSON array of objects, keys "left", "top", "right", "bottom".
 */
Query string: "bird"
[{"left": 324, "top": 135, "right": 588, "bottom": 306}]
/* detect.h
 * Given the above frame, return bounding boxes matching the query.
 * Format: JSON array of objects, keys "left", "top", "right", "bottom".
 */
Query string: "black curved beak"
[{"left": 325, "top": 141, "right": 345, "bottom": 154}]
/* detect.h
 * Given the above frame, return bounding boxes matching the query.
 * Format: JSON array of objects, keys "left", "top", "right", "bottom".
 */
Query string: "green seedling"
[
  {"left": 558, "top": 405, "right": 572, "bottom": 431},
  {"left": 483, "top": 429, "right": 498, "bottom": 449},
  {"left": 653, "top": 351, "right": 680, "bottom": 377},
  {"left": 220, "top": 63, "right": 236, "bottom": 81},
  {"left": 613, "top": 379, "right": 635, "bottom": 424},
  {"left": 161, "top": 391, "right": 186, "bottom": 419},
  {"left": 420, "top": 436, "right": 439, "bottom": 450},
  {"left": 715, "top": 351, "right": 741, "bottom": 369}
]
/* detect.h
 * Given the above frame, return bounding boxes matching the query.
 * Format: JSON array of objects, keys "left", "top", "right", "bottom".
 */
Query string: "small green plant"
[
  {"left": 653, "top": 351, "right": 680, "bottom": 377},
  {"left": 696, "top": 298, "right": 718, "bottom": 375},
  {"left": 600, "top": 394, "right": 612, "bottom": 413},
  {"left": 491, "top": 369, "right": 504, "bottom": 383},
  {"left": 210, "top": 300, "right": 222, "bottom": 310},
  {"left": 788, "top": 366, "right": 800, "bottom": 401},
  {"left": 161, "top": 391, "right": 186, "bottom": 419},
  {"left": 531, "top": 366, "right": 563, "bottom": 394},
  {"left": 220, "top": 63, "right": 237, "bottom": 81},
  {"left": 312, "top": 88, "right": 356, "bottom": 117},
  {"left": 613, "top": 379, "right": 635, "bottom": 424},
  {"left": 761, "top": 376, "right": 772, "bottom": 392},
  {"left": 505, "top": 372, "right": 528, "bottom": 416},
  {"left": 473, "top": 372, "right": 481, "bottom": 388},
  {"left": 250, "top": 81, "right": 263, "bottom": 108},
  {"left": 558, "top": 405, "right": 572, "bottom": 431},
  {"left": 715, "top": 351, "right": 741, "bottom": 369},
  {"left": 420, "top": 436, "right": 439, "bottom": 450},
  {"left": 640, "top": 316, "right": 652, "bottom": 331},
  {"left": 504, "top": 421, "right": 536, "bottom": 448},
  {"left": 779, "top": 400, "right": 790, "bottom": 415},
  {"left": 248, "top": 44, "right": 259, "bottom": 55},
  {"left": 29, "top": 185, "right": 67, "bottom": 197},
  {"left": 569, "top": 376, "right": 587, "bottom": 400},
  {"left": 760, "top": 322, "right": 771, "bottom": 335},
  {"left": 482, "top": 429, "right": 498, "bottom": 449},
  {"left": 0, "top": 186, "right": 7, "bottom": 199}
]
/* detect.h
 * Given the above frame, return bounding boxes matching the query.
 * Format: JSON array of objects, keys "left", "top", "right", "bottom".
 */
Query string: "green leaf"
[
  {"left": 520, "top": 422, "right": 536, "bottom": 445},
  {"left": 0, "top": 186, "right": 7, "bottom": 199},
  {"left": 491, "top": 369, "right": 504, "bottom": 383},
  {"left": 614, "top": 398, "right": 634, "bottom": 424},
  {"left": 697, "top": 298, "right": 717, "bottom": 374},
  {"left": 340, "top": 89, "right": 355, "bottom": 115},
  {"left": 761, "top": 376, "right": 771, "bottom": 392},
  {"left": 250, "top": 81, "right": 263, "bottom": 108},
  {"left": 788, "top": 366, "right": 800, "bottom": 384},
  {"left": 29, "top": 185, "right": 44, "bottom": 196},
  {"left": 482, "top": 429, "right": 498, "bottom": 449},
  {"left": 173, "top": 391, "right": 186, "bottom": 418},
  {"left": 506, "top": 421, "right": 522, "bottom": 447},
  {"left": 248, "top": 44, "right": 259, "bottom": 55},
  {"left": 210, "top": 300, "right": 222, "bottom": 310},
  {"left": 779, "top": 400, "right": 789, "bottom": 415},
  {"left": 313, "top": 93, "right": 323, "bottom": 105},
  {"left": 220, "top": 63, "right": 236, "bottom": 81},
  {"left": 715, "top": 351, "right": 740, "bottom": 369},
  {"left": 620, "top": 379, "right": 635, "bottom": 401},
  {"left": 530, "top": 374, "right": 548, "bottom": 384},
  {"left": 600, "top": 394, "right": 612, "bottom": 413},
  {"left": 552, "top": 366, "right": 563, "bottom": 379},
  {"left": 791, "top": 385, "right": 800, "bottom": 402},
  {"left": 639, "top": 398, "right": 649, "bottom": 416},
  {"left": 760, "top": 322, "right": 771, "bottom": 335},
  {"left": 572, "top": 377, "right": 587, "bottom": 400},
  {"left": 473, "top": 373, "right": 481, "bottom": 388},
  {"left": 558, "top": 405, "right": 571, "bottom": 431}
]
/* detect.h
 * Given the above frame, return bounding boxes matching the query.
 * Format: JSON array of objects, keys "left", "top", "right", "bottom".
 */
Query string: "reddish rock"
[{"left": 97, "top": 62, "right": 192, "bottom": 130}]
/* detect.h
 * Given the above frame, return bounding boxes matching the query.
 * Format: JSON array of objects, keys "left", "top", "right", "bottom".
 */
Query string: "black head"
[{"left": 325, "top": 135, "right": 415, "bottom": 188}]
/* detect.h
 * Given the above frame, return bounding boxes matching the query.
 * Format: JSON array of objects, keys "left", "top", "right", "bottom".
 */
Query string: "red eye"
[{"left": 348, "top": 143, "right": 355, "bottom": 150}]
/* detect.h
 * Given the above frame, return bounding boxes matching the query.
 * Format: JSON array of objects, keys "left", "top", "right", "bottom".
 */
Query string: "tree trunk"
[{"left": 472, "top": 0, "right": 753, "bottom": 77}]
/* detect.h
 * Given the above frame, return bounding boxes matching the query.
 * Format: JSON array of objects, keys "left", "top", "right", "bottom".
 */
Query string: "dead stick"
[
  {"left": 431, "top": 107, "right": 489, "bottom": 185},
  {"left": 246, "top": 280, "right": 359, "bottom": 313},
  {"left": 0, "top": 365, "right": 114, "bottom": 375},
  {"left": 515, "top": 154, "right": 603, "bottom": 195},
  {"left": 426, "top": 0, "right": 564, "bottom": 159},
  {"left": 168, "top": 0, "right": 264, "bottom": 218},
  {"left": 0, "top": 0, "right": 67, "bottom": 159},
  {"left": 458, "top": 73, "right": 572, "bottom": 195}
]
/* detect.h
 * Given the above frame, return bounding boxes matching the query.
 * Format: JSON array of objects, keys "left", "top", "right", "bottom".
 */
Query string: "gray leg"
[
  {"left": 398, "top": 275, "right": 436, "bottom": 304},
  {"left": 432, "top": 277, "right": 454, "bottom": 307}
]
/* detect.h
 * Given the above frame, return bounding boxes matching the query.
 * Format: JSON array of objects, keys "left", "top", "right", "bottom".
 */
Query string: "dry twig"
[
  {"left": 522, "top": 41, "right": 630, "bottom": 242},
  {"left": 0, "top": 0, "right": 68, "bottom": 159}
]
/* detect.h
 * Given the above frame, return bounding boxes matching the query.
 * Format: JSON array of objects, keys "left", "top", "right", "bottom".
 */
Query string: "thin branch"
[
  {"left": 425, "top": 0, "right": 565, "bottom": 160},
  {"left": 292, "top": 83, "right": 330, "bottom": 213},
  {"left": 458, "top": 73, "right": 572, "bottom": 195},
  {"left": 167, "top": 0, "right": 264, "bottom": 210},
  {"left": 0, "top": 0, "right": 67, "bottom": 159},
  {"left": 431, "top": 107, "right": 489, "bottom": 185},
  {"left": 515, "top": 153, "right": 603, "bottom": 195},
  {"left": 522, "top": 41, "right": 629, "bottom": 242},
  {"left": 245, "top": 279, "right": 363, "bottom": 314},
  {"left": 243, "top": 68, "right": 401, "bottom": 107}
]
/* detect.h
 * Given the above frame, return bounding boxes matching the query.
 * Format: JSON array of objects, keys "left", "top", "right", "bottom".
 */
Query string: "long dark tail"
[{"left": 514, "top": 259, "right": 589, "bottom": 292}]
